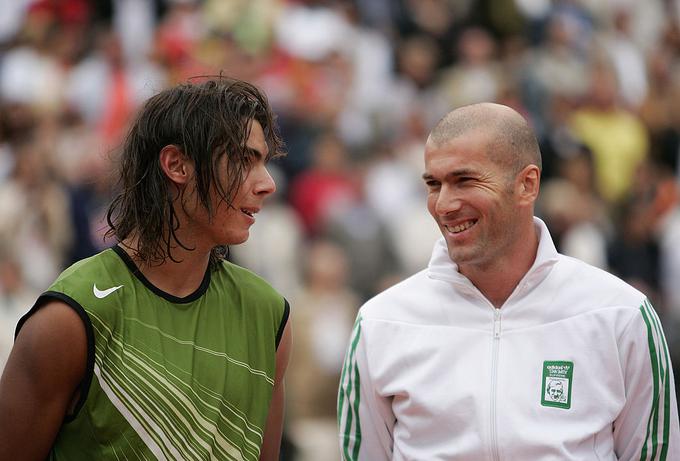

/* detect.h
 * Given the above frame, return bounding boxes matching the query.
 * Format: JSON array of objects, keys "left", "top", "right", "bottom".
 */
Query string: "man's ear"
[
  {"left": 517, "top": 164, "right": 541, "bottom": 206},
  {"left": 159, "top": 145, "right": 193, "bottom": 185}
]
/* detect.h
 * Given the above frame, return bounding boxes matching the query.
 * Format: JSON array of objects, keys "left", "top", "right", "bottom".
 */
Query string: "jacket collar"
[{"left": 427, "top": 217, "right": 559, "bottom": 291}]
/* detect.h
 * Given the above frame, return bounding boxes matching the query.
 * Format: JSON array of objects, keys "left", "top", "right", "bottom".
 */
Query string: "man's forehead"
[
  {"left": 246, "top": 119, "right": 269, "bottom": 155},
  {"left": 427, "top": 126, "right": 495, "bottom": 149},
  {"left": 425, "top": 129, "right": 496, "bottom": 163}
]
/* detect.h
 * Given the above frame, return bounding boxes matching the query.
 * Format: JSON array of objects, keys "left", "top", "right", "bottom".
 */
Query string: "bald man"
[{"left": 338, "top": 103, "right": 680, "bottom": 460}]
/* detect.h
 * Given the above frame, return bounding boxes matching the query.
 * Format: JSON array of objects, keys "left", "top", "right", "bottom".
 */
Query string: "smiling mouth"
[
  {"left": 444, "top": 219, "right": 477, "bottom": 234},
  {"left": 241, "top": 208, "right": 256, "bottom": 218}
]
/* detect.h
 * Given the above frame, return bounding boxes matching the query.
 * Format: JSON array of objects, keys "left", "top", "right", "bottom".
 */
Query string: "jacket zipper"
[{"left": 490, "top": 308, "right": 502, "bottom": 461}]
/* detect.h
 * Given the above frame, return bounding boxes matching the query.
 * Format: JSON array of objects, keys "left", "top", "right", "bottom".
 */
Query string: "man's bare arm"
[
  {"left": 259, "top": 320, "right": 292, "bottom": 461},
  {"left": 0, "top": 301, "right": 87, "bottom": 460}
]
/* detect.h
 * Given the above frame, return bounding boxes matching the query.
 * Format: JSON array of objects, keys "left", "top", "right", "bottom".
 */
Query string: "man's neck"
[
  {"left": 460, "top": 223, "right": 539, "bottom": 309},
  {"left": 122, "top": 238, "right": 212, "bottom": 298}
]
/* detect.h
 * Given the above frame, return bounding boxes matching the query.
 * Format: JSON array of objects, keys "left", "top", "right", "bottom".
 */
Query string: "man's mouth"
[
  {"left": 444, "top": 219, "right": 477, "bottom": 234},
  {"left": 240, "top": 208, "right": 258, "bottom": 218}
]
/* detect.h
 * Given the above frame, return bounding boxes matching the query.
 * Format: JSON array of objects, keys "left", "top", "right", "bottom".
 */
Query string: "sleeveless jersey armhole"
[
  {"left": 275, "top": 299, "right": 290, "bottom": 350},
  {"left": 14, "top": 291, "right": 96, "bottom": 423}
]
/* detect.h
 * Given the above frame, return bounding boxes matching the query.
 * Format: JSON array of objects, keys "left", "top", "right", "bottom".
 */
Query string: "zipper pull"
[{"left": 493, "top": 309, "right": 501, "bottom": 339}]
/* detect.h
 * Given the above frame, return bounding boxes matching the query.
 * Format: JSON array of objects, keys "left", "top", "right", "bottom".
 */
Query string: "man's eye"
[{"left": 243, "top": 151, "right": 258, "bottom": 167}]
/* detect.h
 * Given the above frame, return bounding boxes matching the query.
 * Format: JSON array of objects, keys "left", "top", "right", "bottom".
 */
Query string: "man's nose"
[
  {"left": 435, "top": 185, "right": 462, "bottom": 215},
  {"left": 254, "top": 165, "right": 276, "bottom": 196}
]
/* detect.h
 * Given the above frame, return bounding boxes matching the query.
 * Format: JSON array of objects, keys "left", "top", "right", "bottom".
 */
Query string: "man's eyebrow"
[
  {"left": 245, "top": 146, "right": 267, "bottom": 158},
  {"left": 447, "top": 168, "right": 478, "bottom": 178},
  {"left": 422, "top": 169, "right": 478, "bottom": 181}
]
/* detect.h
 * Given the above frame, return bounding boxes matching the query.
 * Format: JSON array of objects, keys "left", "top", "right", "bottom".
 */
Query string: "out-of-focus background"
[{"left": 1, "top": 0, "right": 680, "bottom": 459}]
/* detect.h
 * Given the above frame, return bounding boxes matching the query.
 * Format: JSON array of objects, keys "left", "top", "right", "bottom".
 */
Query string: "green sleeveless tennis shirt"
[{"left": 16, "top": 246, "right": 289, "bottom": 461}]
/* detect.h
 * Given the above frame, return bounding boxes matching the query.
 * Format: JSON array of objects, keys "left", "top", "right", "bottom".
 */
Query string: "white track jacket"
[{"left": 338, "top": 218, "right": 680, "bottom": 460}]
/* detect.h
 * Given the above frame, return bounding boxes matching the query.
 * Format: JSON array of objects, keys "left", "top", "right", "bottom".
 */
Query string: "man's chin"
[
  {"left": 446, "top": 248, "right": 477, "bottom": 267},
  {"left": 223, "top": 232, "right": 250, "bottom": 246}
]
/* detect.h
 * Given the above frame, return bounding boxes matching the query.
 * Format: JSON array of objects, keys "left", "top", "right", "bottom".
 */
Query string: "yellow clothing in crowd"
[{"left": 570, "top": 108, "right": 648, "bottom": 203}]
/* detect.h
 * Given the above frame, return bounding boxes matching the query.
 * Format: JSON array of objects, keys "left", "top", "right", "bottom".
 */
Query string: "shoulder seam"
[{"left": 275, "top": 299, "right": 290, "bottom": 350}]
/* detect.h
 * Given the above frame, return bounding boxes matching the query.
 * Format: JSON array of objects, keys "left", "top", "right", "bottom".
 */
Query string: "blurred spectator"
[
  {"left": 639, "top": 41, "right": 680, "bottom": 175},
  {"left": 363, "top": 111, "right": 441, "bottom": 275},
  {"left": 597, "top": 8, "right": 648, "bottom": 109},
  {"left": 473, "top": 0, "right": 526, "bottom": 38},
  {"left": 259, "top": 48, "right": 353, "bottom": 178},
  {"left": 535, "top": 93, "right": 579, "bottom": 181},
  {"left": 569, "top": 63, "right": 649, "bottom": 204},
  {"left": 538, "top": 143, "right": 610, "bottom": 269},
  {"left": 364, "top": 142, "right": 422, "bottom": 225},
  {"left": 112, "top": 0, "right": 160, "bottom": 63},
  {"left": 513, "top": 0, "right": 551, "bottom": 23},
  {"left": 394, "top": 34, "right": 440, "bottom": 91},
  {"left": 387, "top": 33, "right": 449, "bottom": 132},
  {"left": 204, "top": 0, "right": 280, "bottom": 55},
  {"left": 53, "top": 108, "right": 114, "bottom": 262},
  {"left": 0, "top": 8, "right": 68, "bottom": 111},
  {"left": 286, "top": 239, "right": 358, "bottom": 461},
  {"left": 522, "top": 8, "right": 591, "bottom": 135},
  {"left": 580, "top": 0, "right": 665, "bottom": 53},
  {"left": 334, "top": 3, "right": 398, "bottom": 147},
  {"left": 438, "top": 26, "right": 502, "bottom": 108},
  {"left": 274, "top": 0, "right": 352, "bottom": 62},
  {"left": 154, "top": 0, "right": 212, "bottom": 81},
  {"left": 322, "top": 183, "right": 402, "bottom": 300},
  {"left": 607, "top": 194, "right": 662, "bottom": 298},
  {"left": 659, "top": 181, "right": 680, "bottom": 320},
  {"left": 608, "top": 161, "right": 674, "bottom": 303},
  {"left": 0, "top": 0, "right": 33, "bottom": 44},
  {"left": 0, "top": 255, "right": 37, "bottom": 371},
  {"left": 289, "top": 131, "right": 360, "bottom": 236},
  {"left": 653, "top": 162, "right": 680, "bottom": 400},
  {"left": 395, "top": 0, "right": 469, "bottom": 69},
  {"left": 0, "top": 138, "right": 72, "bottom": 292},
  {"left": 66, "top": 27, "right": 166, "bottom": 148},
  {"left": 352, "top": 0, "right": 400, "bottom": 34}
]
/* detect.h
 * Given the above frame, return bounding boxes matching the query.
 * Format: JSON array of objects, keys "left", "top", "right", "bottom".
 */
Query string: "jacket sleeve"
[
  {"left": 613, "top": 299, "right": 680, "bottom": 460},
  {"left": 337, "top": 315, "right": 394, "bottom": 461}
]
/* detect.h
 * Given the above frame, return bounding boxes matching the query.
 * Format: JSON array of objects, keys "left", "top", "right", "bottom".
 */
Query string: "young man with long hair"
[{"left": 0, "top": 77, "right": 291, "bottom": 461}]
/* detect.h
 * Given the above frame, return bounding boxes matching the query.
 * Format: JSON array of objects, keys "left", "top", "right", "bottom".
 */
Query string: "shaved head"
[{"left": 428, "top": 103, "right": 541, "bottom": 176}]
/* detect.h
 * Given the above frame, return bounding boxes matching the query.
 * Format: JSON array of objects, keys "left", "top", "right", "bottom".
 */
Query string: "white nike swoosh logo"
[{"left": 93, "top": 284, "right": 124, "bottom": 299}]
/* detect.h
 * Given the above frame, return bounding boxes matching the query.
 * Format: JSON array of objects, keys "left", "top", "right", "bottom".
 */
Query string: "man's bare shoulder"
[
  {"left": 0, "top": 300, "right": 88, "bottom": 460},
  {"left": 9, "top": 300, "right": 87, "bottom": 386}
]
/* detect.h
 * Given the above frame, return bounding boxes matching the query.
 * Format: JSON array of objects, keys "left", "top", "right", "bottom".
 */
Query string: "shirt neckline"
[{"left": 112, "top": 245, "right": 212, "bottom": 304}]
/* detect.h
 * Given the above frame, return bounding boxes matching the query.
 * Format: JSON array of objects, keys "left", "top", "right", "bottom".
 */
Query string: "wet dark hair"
[{"left": 106, "top": 76, "right": 285, "bottom": 267}]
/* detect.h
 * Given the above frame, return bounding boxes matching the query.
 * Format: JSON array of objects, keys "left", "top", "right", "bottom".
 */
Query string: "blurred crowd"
[{"left": 1, "top": 0, "right": 680, "bottom": 459}]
